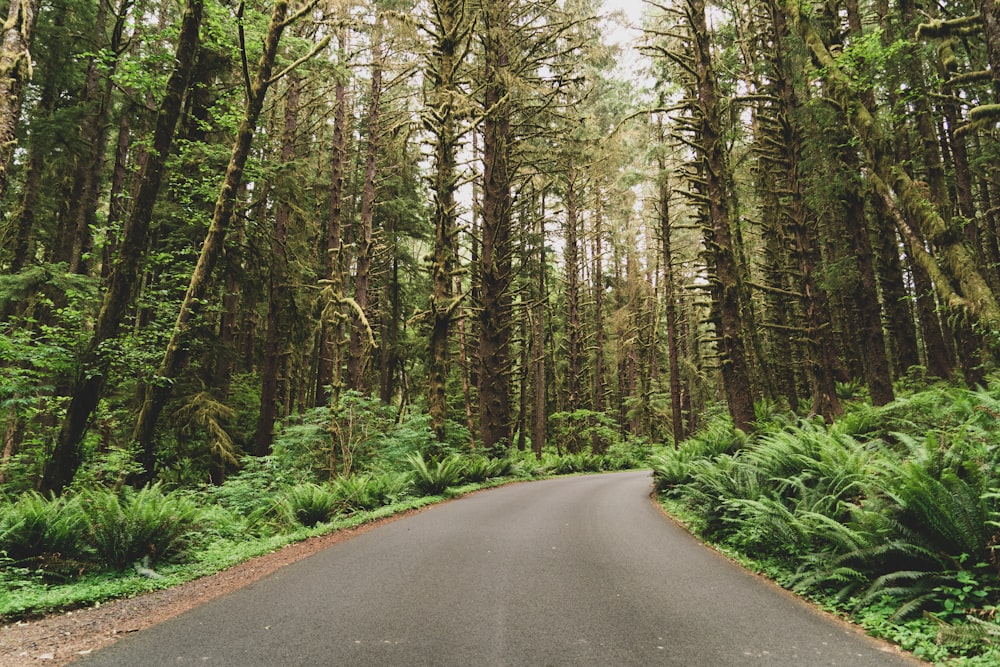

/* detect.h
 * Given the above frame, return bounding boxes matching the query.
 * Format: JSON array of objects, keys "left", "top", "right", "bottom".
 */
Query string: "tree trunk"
[
  {"left": 131, "top": 0, "right": 298, "bottom": 474},
  {"left": 564, "top": 167, "right": 583, "bottom": 410},
  {"left": 788, "top": 0, "right": 1000, "bottom": 330},
  {"left": 658, "top": 168, "right": 685, "bottom": 443},
  {"left": 316, "top": 53, "right": 349, "bottom": 407},
  {"left": 254, "top": 75, "right": 299, "bottom": 457},
  {"left": 40, "top": 0, "right": 204, "bottom": 495},
  {"left": 0, "top": 0, "right": 41, "bottom": 201},
  {"left": 591, "top": 203, "right": 606, "bottom": 418},
  {"left": 531, "top": 202, "right": 546, "bottom": 459},
  {"left": 689, "top": 0, "right": 756, "bottom": 432},
  {"left": 478, "top": 0, "right": 514, "bottom": 451},
  {"left": 425, "top": 0, "right": 468, "bottom": 440},
  {"left": 347, "top": 18, "right": 383, "bottom": 392},
  {"left": 64, "top": 0, "right": 118, "bottom": 275}
]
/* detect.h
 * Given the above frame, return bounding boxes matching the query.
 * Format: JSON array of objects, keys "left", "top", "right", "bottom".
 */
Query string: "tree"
[
  {"left": 41, "top": 0, "right": 205, "bottom": 494},
  {"left": 131, "top": 0, "right": 327, "bottom": 472},
  {"left": 0, "top": 0, "right": 41, "bottom": 201},
  {"left": 422, "top": 0, "right": 472, "bottom": 442},
  {"left": 477, "top": 0, "right": 515, "bottom": 451},
  {"left": 676, "top": 0, "right": 757, "bottom": 431}
]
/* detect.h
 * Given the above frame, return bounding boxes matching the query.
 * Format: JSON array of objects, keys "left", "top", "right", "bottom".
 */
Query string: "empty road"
[{"left": 79, "top": 471, "right": 919, "bottom": 666}]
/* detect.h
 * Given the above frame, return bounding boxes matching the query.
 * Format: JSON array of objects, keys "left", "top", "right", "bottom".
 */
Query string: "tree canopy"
[{"left": 0, "top": 0, "right": 998, "bottom": 493}]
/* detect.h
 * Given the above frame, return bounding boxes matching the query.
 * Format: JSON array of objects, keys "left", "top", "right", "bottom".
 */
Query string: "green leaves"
[
  {"left": 82, "top": 484, "right": 202, "bottom": 571},
  {"left": 658, "top": 383, "right": 1000, "bottom": 640},
  {"left": 406, "top": 451, "right": 465, "bottom": 495}
]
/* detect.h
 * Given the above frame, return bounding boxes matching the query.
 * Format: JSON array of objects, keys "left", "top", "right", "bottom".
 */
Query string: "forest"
[{"left": 1, "top": 0, "right": 1000, "bottom": 662}]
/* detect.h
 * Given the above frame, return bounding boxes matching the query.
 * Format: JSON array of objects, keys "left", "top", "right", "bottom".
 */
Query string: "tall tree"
[
  {"left": 478, "top": 0, "right": 514, "bottom": 450},
  {"left": 423, "top": 0, "right": 471, "bottom": 442},
  {"left": 316, "top": 32, "right": 350, "bottom": 408},
  {"left": 347, "top": 7, "right": 385, "bottom": 392},
  {"left": 41, "top": 0, "right": 205, "bottom": 494},
  {"left": 679, "top": 0, "right": 757, "bottom": 431},
  {"left": 788, "top": 0, "right": 1000, "bottom": 331},
  {"left": 0, "top": 0, "right": 41, "bottom": 201},
  {"left": 254, "top": 75, "right": 301, "bottom": 456},
  {"left": 131, "top": 0, "right": 327, "bottom": 472}
]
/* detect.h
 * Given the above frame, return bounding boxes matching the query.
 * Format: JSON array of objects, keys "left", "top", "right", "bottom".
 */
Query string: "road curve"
[{"left": 79, "top": 471, "right": 920, "bottom": 666}]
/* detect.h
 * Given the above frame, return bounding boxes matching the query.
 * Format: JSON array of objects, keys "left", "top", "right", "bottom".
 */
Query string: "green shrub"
[
  {"left": 549, "top": 409, "right": 619, "bottom": 454},
  {"left": 283, "top": 483, "right": 340, "bottom": 527},
  {"left": 406, "top": 452, "right": 465, "bottom": 495},
  {"left": 81, "top": 484, "right": 201, "bottom": 570},
  {"left": 205, "top": 456, "right": 289, "bottom": 524},
  {"left": 0, "top": 492, "right": 85, "bottom": 565},
  {"left": 366, "top": 471, "right": 414, "bottom": 506},
  {"left": 462, "top": 456, "right": 510, "bottom": 483},
  {"left": 330, "top": 472, "right": 414, "bottom": 510}
]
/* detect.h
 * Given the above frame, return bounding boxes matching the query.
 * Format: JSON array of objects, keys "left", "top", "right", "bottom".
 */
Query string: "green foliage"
[
  {"left": 406, "top": 452, "right": 465, "bottom": 495},
  {"left": 542, "top": 451, "right": 605, "bottom": 475},
  {"left": 0, "top": 492, "right": 85, "bottom": 566},
  {"left": 202, "top": 456, "right": 291, "bottom": 534},
  {"left": 271, "top": 393, "right": 402, "bottom": 481},
  {"left": 282, "top": 483, "right": 340, "bottom": 527},
  {"left": 659, "top": 382, "right": 1000, "bottom": 660},
  {"left": 330, "top": 471, "right": 414, "bottom": 511},
  {"left": 549, "top": 409, "right": 620, "bottom": 453},
  {"left": 462, "top": 455, "right": 511, "bottom": 483},
  {"left": 81, "top": 485, "right": 202, "bottom": 570}
]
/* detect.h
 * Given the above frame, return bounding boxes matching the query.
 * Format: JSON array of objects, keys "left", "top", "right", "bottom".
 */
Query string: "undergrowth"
[
  {"left": 1, "top": 407, "right": 649, "bottom": 623},
  {"left": 653, "top": 381, "right": 1000, "bottom": 666}
]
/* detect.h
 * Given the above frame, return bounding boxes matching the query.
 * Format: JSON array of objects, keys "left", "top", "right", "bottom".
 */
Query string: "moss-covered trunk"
[
  {"left": 40, "top": 0, "right": 204, "bottom": 495},
  {"left": 131, "top": 0, "right": 294, "bottom": 474}
]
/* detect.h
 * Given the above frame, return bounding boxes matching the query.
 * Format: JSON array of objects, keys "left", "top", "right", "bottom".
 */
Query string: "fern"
[
  {"left": 82, "top": 484, "right": 201, "bottom": 570},
  {"left": 0, "top": 492, "right": 84, "bottom": 564},
  {"left": 283, "top": 483, "right": 340, "bottom": 527},
  {"left": 463, "top": 456, "right": 507, "bottom": 483},
  {"left": 406, "top": 452, "right": 465, "bottom": 495}
]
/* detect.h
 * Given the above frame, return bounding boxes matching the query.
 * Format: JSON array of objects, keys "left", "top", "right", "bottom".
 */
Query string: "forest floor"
[{"left": 0, "top": 509, "right": 421, "bottom": 666}]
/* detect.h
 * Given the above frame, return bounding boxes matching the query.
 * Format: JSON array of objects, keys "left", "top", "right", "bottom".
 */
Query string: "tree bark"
[
  {"left": 478, "top": 0, "right": 514, "bottom": 451},
  {"left": 347, "top": 15, "right": 383, "bottom": 392},
  {"left": 131, "top": 0, "right": 298, "bottom": 473},
  {"left": 564, "top": 167, "right": 583, "bottom": 411},
  {"left": 658, "top": 170, "right": 685, "bottom": 443},
  {"left": 425, "top": 0, "right": 469, "bottom": 441},
  {"left": 254, "top": 75, "right": 299, "bottom": 456},
  {"left": 591, "top": 203, "right": 606, "bottom": 418},
  {"left": 40, "top": 0, "right": 204, "bottom": 495},
  {"left": 0, "top": 0, "right": 42, "bottom": 202},
  {"left": 689, "top": 0, "right": 756, "bottom": 432},
  {"left": 316, "top": 48, "right": 349, "bottom": 407}
]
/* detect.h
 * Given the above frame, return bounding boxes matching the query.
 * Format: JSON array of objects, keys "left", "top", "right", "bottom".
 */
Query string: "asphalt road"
[{"left": 79, "top": 471, "right": 920, "bottom": 666}]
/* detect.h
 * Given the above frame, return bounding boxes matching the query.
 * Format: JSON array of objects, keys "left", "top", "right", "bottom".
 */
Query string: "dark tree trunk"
[
  {"left": 40, "top": 0, "right": 204, "bottom": 495},
  {"left": 658, "top": 172, "right": 685, "bottom": 443},
  {"left": 64, "top": 0, "right": 119, "bottom": 275},
  {"left": 380, "top": 229, "right": 400, "bottom": 405},
  {"left": 254, "top": 76, "right": 299, "bottom": 457},
  {"left": 531, "top": 201, "right": 546, "bottom": 459},
  {"left": 425, "top": 0, "right": 468, "bottom": 440},
  {"left": 564, "top": 168, "right": 583, "bottom": 410},
  {"left": 769, "top": 2, "right": 842, "bottom": 419},
  {"left": 131, "top": 0, "right": 297, "bottom": 473},
  {"left": 347, "top": 21, "right": 383, "bottom": 392},
  {"left": 316, "top": 59, "right": 349, "bottom": 407},
  {"left": 591, "top": 204, "right": 606, "bottom": 417},
  {"left": 478, "top": 0, "right": 514, "bottom": 451},
  {"left": 689, "top": 0, "right": 755, "bottom": 432}
]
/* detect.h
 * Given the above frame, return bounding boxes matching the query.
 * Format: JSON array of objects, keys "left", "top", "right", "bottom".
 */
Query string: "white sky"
[{"left": 601, "top": 0, "right": 652, "bottom": 84}]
